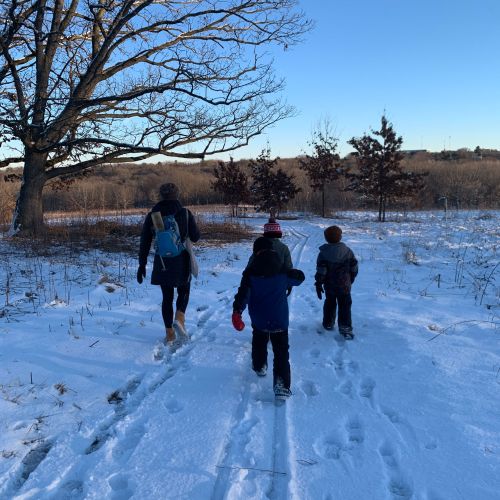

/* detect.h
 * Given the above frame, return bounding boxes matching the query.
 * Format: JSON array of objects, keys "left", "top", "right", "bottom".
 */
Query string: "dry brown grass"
[
  {"left": 4, "top": 216, "right": 254, "bottom": 256},
  {"left": 3, "top": 154, "right": 499, "bottom": 226},
  {"left": 197, "top": 219, "right": 254, "bottom": 245}
]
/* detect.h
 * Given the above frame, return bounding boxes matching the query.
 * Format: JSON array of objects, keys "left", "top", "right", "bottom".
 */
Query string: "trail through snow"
[{"left": 0, "top": 211, "right": 498, "bottom": 499}]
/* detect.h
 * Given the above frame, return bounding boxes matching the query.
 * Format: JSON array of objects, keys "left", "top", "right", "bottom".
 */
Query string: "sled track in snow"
[{"left": 211, "top": 228, "right": 309, "bottom": 500}]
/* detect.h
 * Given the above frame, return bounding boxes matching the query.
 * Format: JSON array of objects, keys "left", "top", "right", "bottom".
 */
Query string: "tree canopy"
[
  {"left": 347, "top": 115, "right": 427, "bottom": 221},
  {"left": 211, "top": 158, "right": 250, "bottom": 216},
  {"left": 299, "top": 128, "right": 343, "bottom": 217},
  {"left": 249, "top": 147, "right": 300, "bottom": 217},
  {"left": 0, "top": 0, "right": 310, "bottom": 233}
]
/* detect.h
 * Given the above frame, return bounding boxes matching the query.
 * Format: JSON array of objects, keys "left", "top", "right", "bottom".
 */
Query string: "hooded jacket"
[
  {"left": 246, "top": 237, "right": 293, "bottom": 271},
  {"left": 234, "top": 249, "right": 304, "bottom": 332},
  {"left": 315, "top": 242, "right": 358, "bottom": 294}
]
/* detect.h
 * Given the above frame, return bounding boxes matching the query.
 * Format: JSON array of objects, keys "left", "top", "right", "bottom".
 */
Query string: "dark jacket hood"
[{"left": 250, "top": 250, "right": 282, "bottom": 277}]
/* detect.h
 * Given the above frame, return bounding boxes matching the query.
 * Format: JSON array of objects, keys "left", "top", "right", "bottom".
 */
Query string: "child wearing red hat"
[
  {"left": 232, "top": 237, "right": 305, "bottom": 399},
  {"left": 246, "top": 218, "right": 293, "bottom": 272}
]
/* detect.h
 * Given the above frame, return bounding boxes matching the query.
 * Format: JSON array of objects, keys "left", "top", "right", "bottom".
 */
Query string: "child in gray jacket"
[{"left": 315, "top": 226, "right": 358, "bottom": 339}]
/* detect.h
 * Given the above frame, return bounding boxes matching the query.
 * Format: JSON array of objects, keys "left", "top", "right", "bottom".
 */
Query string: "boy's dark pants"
[
  {"left": 323, "top": 291, "right": 352, "bottom": 329},
  {"left": 252, "top": 329, "right": 290, "bottom": 389}
]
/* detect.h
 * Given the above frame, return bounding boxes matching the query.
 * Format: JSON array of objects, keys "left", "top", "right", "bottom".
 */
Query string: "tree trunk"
[
  {"left": 10, "top": 152, "right": 48, "bottom": 235},
  {"left": 321, "top": 188, "right": 325, "bottom": 218}
]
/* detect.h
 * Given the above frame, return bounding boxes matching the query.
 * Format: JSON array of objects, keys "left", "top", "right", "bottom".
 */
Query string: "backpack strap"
[{"left": 184, "top": 207, "right": 189, "bottom": 241}]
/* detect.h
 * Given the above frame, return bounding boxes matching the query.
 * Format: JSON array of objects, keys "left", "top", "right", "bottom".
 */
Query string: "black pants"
[
  {"left": 323, "top": 291, "right": 352, "bottom": 329},
  {"left": 252, "top": 329, "right": 290, "bottom": 389},
  {"left": 160, "top": 283, "right": 190, "bottom": 328}
]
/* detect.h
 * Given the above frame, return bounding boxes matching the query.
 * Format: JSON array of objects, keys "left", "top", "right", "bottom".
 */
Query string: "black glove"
[
  {"left": 137, "top": 265, "right": 146, "bottom": 284},
  {"left": 315, "top": 282, "right": 323, "bottom": 300},
  {"left": 286, "top": 286, "right": 292, "bottom": 296}
]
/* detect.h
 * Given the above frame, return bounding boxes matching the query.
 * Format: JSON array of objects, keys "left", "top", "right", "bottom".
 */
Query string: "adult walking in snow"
[
  {"left": 232, "top": 237, "right": 305, "bottom": 399},
  {"left": 315, "top": 225, "right": 358, "bottom": 339},
  {"left": 137, "top": 183, "right": 200, "bottom": 345}
]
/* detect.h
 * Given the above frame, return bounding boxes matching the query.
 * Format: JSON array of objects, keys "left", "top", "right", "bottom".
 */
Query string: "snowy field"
[{"left": 0, "top": 211, "right": 499, "bottom": 500}]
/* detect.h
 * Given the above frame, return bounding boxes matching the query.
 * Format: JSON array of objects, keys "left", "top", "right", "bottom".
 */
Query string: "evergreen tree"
[
  {"left": 346, "top": 115, "right": 427, "bottom": 221},
  {"left": 299, "top": 130, "right": 343, "bottom": 217},
  {"left": 249, "top": 148, "right": 300, "bottom": 217},
  {"left": 211, "top": 158, "right": 250, "bottom": 216}
]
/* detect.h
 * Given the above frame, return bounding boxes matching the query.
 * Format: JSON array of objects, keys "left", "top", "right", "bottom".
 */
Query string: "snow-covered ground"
[{"left": 0, "top": 211, "right": 499, "bottom": 500}]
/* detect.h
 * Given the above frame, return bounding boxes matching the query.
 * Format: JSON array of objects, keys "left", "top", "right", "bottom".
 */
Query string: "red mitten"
[{"left": 232, "top": 311, "right": 245, "bottom": 331}]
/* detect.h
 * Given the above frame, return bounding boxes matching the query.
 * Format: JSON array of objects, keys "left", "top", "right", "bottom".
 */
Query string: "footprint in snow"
[
  {"left": 388, "top": 475, "right": 414, "bottom": 500},
  {"left": 316, "top": 434, "right": 343, "bottom": 460},
  {"left": 108, "top": 472, "right": 135, "bottom": 500},
  {"left": 339, "top": 380, "right": 353, "bottom": 397},
  {"left": 165, "top": 398, "right": 183, "bottom": 414},
  {"left": 378, "top": 439, "right": 414, "bottom": 499},
  {"left": 309, "top": 347, "right": 321, "bottom": 359},
  {"left": 346, "top": 360, "right": 359, "bottom": 374},
  {"left": 378, "top": 441, "right": 398, "bottom": 469},
  {"left": 359, "top": 377, "right": 376, "bottom": 402},
  {"left": 346, "top": 416, "right": 364, "bottom": 447},
  {"left": 298, "top": 323, "right": 309, "bottom": 333},
  {"left": 197, "top": 308, "right": 213, "bottom": 328},
  {"left": 111, "top": 424, "right": 146, "bottom": 460},
  {"left": 382, "top": 407, "right": 401, "bottom": 424},
  {"left": 332, "top": 352, "right": 346, "bottom": 377},
  {"left": 60, "top": 479, "right": 84, "bottom": 498},
  {"left": 300, "top": 380, "right": 319, "bottom": 397}
]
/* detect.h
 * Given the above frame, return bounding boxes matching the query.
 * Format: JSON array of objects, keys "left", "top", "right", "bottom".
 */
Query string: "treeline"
[{"left": 1, "top": 153, "right": 499, "bottom": 225}]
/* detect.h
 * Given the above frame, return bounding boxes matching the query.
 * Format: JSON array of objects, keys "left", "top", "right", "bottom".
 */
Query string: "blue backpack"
[{"left": 154, "top": 213, "right": 185, "bottom": 258}]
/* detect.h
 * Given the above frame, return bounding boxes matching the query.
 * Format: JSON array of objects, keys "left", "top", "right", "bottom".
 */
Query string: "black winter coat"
[{"left": 139, "top": 200, "right": 200, "bottom": 287}]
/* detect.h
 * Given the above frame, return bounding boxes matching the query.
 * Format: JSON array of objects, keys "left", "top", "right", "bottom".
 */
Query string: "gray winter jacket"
[{"left": 315, "top": 242, "right": 358, "bottom": 294}]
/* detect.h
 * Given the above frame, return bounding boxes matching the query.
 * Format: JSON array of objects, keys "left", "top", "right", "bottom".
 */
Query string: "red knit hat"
[{"left": 263, "top": 218, "right": 282, "bottom": 238}]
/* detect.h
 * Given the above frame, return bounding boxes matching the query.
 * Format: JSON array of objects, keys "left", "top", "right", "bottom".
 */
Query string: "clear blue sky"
[{"left": 230, "top": 0, "right": 500, "bottom": 160}]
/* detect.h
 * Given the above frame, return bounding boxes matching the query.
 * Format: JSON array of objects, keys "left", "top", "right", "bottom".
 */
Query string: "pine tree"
[
  {"left": 249, "top": 148, "right": 300, "bottom": 217},
  {"left": 347, "top": 115, "right": 427, "bottom": 221},
  {"left": 299, "top": 130, "right": 343, "bottom": 217},
  {"left": 211, "top": 158, "right": 250, "bottom": 216}
]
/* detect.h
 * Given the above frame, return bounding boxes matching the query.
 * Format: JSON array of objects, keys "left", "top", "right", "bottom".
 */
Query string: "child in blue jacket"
[{"left": 232, "top": 237, "right": 304, "bottom": 398}]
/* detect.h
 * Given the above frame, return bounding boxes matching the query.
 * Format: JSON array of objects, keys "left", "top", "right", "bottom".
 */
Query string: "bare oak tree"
[{"left": 0, "top": 0, "right": 310, "bottom": 233}]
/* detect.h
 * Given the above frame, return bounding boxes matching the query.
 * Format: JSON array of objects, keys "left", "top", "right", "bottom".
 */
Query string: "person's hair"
[
  {"left": 324, "top": 225, "right": 342, "bottom": 243},
  {"left": 159, "top": 183, "right": 180, "bottom": 200}
]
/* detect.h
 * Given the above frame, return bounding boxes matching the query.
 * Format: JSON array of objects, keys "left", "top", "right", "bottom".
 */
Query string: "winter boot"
[
  {"left": 339, "top": 325, "right": 354, "bottom": 340},
  {"left": 173, "top": 310, "right": 189, "bottom": 340},
  {"left": 164, "top": 327, "right": 176, "bottom": 345},
  {"left": 254, "top": 364, "right": 267, "bottom": 377},
  {"left": 274, "top": 377, "right": 292, "bottom": 400}
]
